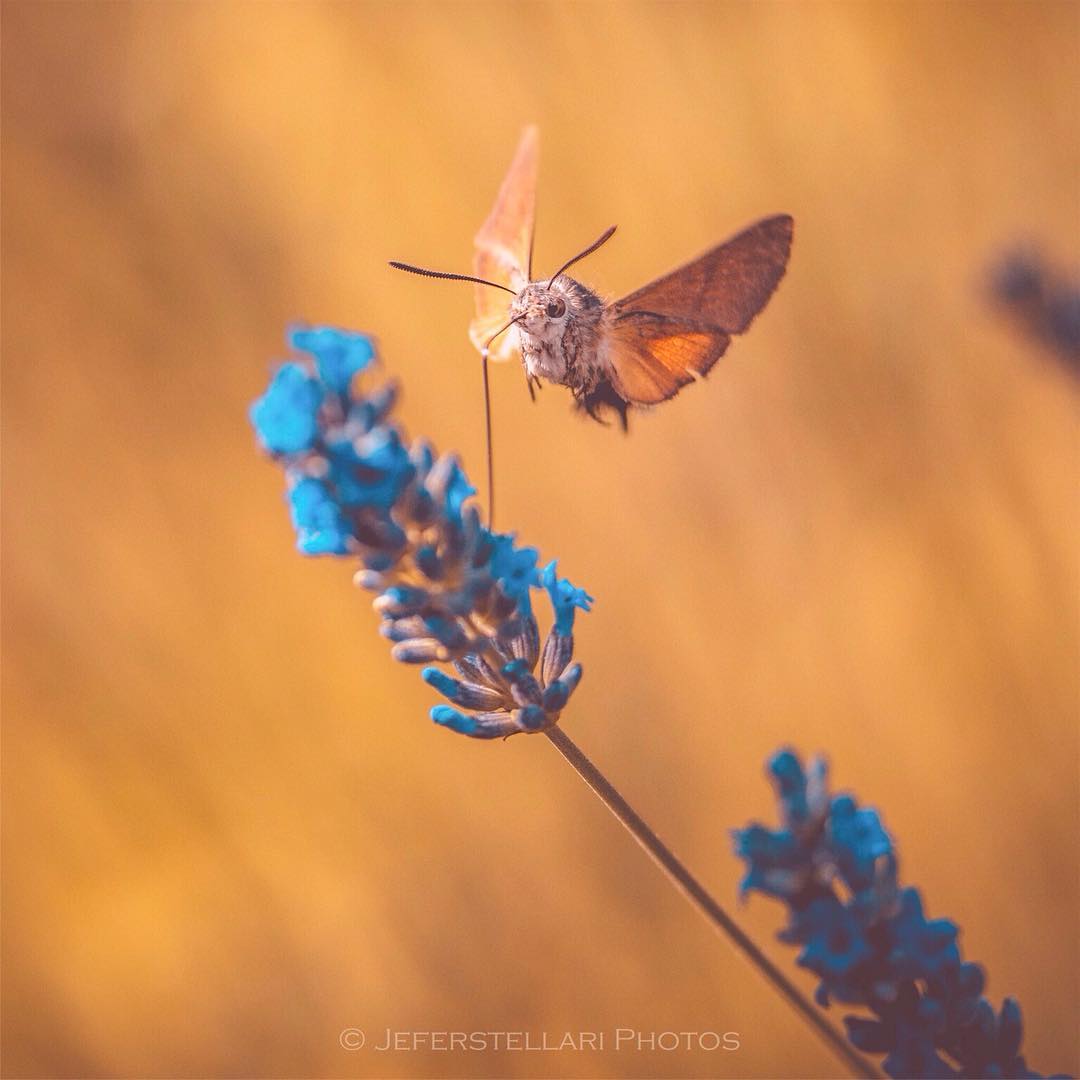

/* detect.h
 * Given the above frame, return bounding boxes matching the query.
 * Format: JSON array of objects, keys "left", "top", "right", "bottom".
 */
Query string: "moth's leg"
[{"left": 521, "top": 361, "right": 540, "bottom": 402}]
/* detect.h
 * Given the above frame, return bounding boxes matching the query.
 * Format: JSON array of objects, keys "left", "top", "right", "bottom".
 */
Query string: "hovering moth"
[{"left": 392, "top": 125, "right": 793, "bottom": 430}]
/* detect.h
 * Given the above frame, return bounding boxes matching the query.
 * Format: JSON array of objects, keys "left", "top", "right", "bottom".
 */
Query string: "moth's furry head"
[
  {"left": 509, "top": 276, "right": 605, "bottom": 385},
  {"left": 509, "top": 276, "right": 600, "bottom": 337}
]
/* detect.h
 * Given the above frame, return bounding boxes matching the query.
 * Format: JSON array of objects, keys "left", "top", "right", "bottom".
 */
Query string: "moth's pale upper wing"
[
  {"left": 603, "top": 314, "right": 731, "bottom": 405},
  {"left": 612, "top": 214, "right": 793, "bottom": 333},
  {"left": 468, "top": 125, "right": 539, "bottom": 363}
]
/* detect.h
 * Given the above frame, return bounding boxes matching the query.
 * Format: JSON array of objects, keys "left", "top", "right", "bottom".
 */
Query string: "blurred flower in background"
[
  {"left": 734, "top": 750, "right": 1067, "bottom": 1079},
  {"left": 989, "top": 248, "right": 1080, "bottom": 372}
]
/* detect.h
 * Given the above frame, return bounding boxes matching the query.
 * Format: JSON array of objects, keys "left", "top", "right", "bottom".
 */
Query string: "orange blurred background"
[{"left": 2, "top": 2, "right": 1077, "bottom": 1077}]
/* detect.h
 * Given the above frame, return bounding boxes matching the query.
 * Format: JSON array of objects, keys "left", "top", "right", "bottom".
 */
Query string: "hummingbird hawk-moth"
[{"left": 391, "top": 125, "right": 793, "bottom": 430}]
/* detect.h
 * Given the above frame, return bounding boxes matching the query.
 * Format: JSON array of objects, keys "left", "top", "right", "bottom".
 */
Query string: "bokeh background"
[{"left": 2, "top": 2, "right": 1077, "bottom": 1077}]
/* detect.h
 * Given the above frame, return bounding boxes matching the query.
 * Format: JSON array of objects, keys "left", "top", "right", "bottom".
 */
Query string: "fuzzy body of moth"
[{"left": 508, "top": 277, "right": 606, "bottom": 394}]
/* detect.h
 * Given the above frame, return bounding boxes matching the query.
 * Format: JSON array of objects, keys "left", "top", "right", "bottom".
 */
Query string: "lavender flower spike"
[
  {"left": 250, "top": 325, "right": 591, "bottom": 739},
  {"left": 733, "top": 749, "right": 1070, "bottom": 1079}
]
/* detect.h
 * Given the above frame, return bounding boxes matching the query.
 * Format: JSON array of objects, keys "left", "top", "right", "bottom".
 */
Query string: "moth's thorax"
[{"left": 510, "top": 276, "right": 605, "bottom": 387}]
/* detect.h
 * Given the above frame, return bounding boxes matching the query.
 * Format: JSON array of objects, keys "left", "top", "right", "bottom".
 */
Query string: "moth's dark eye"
[{"left": 546, "top": 297, "right": 567, "bottom": 318}]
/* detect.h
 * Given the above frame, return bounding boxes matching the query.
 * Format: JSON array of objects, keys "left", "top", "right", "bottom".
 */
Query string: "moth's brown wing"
[
  {"left": 604, "top": 312, "right": 731, "bottom": 405},
  {"left": 612, "top": 214, "right": 793, "bottom": 334},
  {"left": 468, "top": 125, "right": 539, "bottom": 363}
]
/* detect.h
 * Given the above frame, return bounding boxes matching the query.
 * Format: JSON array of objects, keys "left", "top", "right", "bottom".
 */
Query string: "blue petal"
[
  {"left": 296, "top": 528, "right": 352, "bottom": 556},
  {"left": 289, "top": 325, "right": 376, "bottom": 393},
  {"left": 793, "top": 896, "right": 873, "bottom": 979},
  {"left": 430, "top": 704, "right": 478, "bottom": 735},
  {"left": 442, "top": 460, "right": 475, "bottom": 521},
  {"left": 830, "top": 798, "right": 893, "bottom": 886},
  {"left": 324, "top": 428, "right": 415, "bottom": 511},
  {"left": 768, "top": 748, "right": 811, "bottom": 828},
  {"left": 250, "top": 363, "right": 323, "bottom": 454},
  {"left": 287, "top": 476, "right": 354, "bottom": 556},
  {"left": 541, "top": 560, "right": 595, "bottom": 634},
  {"left": 488, "top": 534, "right": 540, "bottom": 609},
  {"left": 423, "top": 667, "right": 463, "bottom": 702}
]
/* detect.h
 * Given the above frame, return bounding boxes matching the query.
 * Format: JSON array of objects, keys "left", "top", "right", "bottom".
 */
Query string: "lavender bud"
[
  {"left": 391, "top": 639, "right": 448, "bottom": 664},
  {"left": 541, "top": 630, "right": 574, "bottom": 687}
]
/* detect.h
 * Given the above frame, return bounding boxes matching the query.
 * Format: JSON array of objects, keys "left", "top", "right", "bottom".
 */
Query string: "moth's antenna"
[
  {"left": 548, "top": 225, "right": 618, "bottom": 287},
  {"left": 388, "top": 261, "right": 516, "bottom": 294},
  {"left": 479, "top": 314, "right": 525, "bottom": 529}
]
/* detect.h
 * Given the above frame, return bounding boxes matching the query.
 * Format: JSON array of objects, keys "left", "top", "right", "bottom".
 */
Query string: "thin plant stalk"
[{"left": 544, "top": 725, "right": 880, "bottom": 1080}]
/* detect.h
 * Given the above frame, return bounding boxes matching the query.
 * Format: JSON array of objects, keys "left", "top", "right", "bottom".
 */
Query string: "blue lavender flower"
[
  {"left": 888, "top": 888, "right": 960, "bottom": 982},
  {"left": 287, "top": 476, "right": 353, "bottom": 555},
  {"left": 845, "top": 984, "right": 956, "bottom": 1080},
  {"left": 489, "top": 534, "right": 540, "bottom": 614},
  {"left": 250, "top": 363, "right": 323, "bottom": 454},
  {"left": 772, "top": 748, "right": 831, "bottom": 835},
  {"left": 733, "top": 749, "right": 1068, "bottom": 1079},
  {"left": 989, "top": 248, "right": 1080, "bottom": 371},
  {"left": 732, "top": 824, "right": 809, "bottom": 901},
  {"left": 289, "top": 324, "right": 376, "bottom": 393},
  {"left": 251, "top": 325, "right": 591, "bottom": 739},
  {"left": 542, "top": 560, "right": 594, "bottom": 634},
  {"left": 786, "top": 895, "right": 874, "bottom": 980},
  {"left": 829, "top": 795, "right": 893, "bottom": 890}
]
